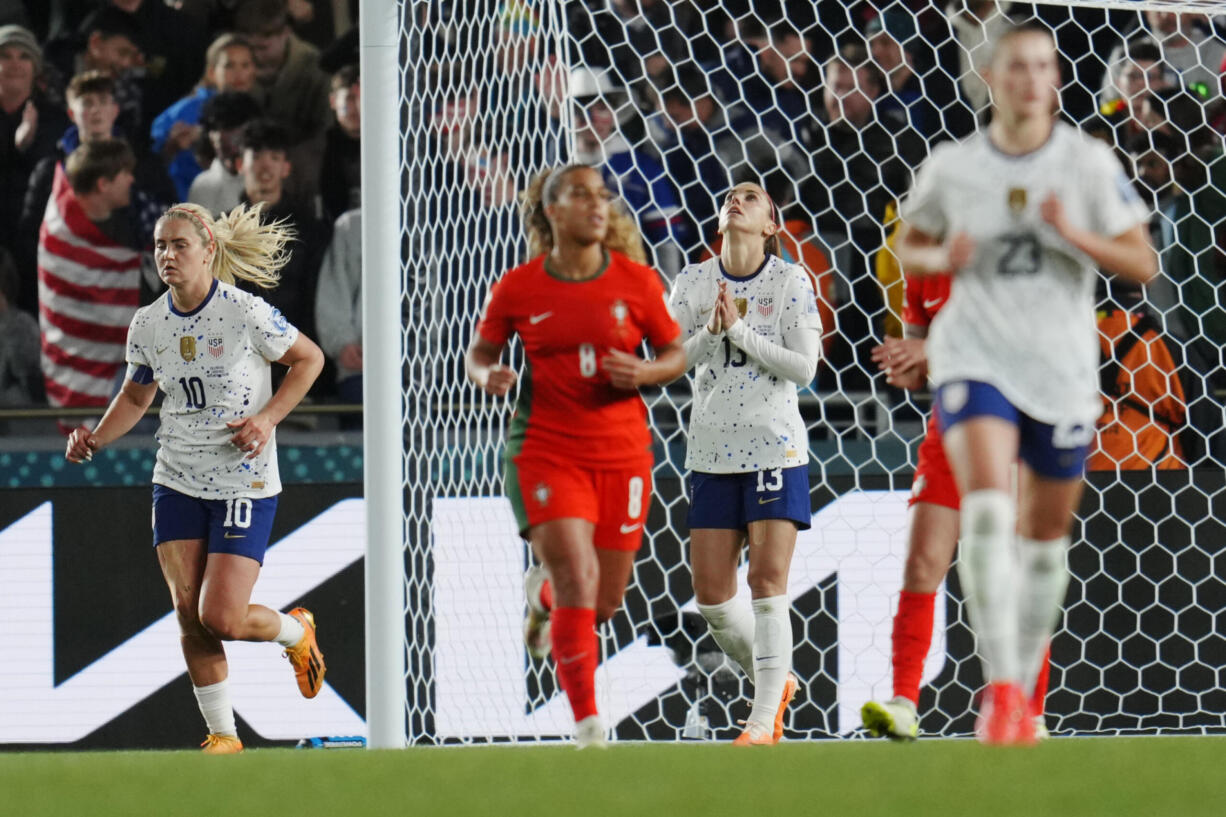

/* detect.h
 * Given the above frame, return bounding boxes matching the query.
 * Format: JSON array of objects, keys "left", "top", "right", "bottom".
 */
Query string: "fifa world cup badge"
[
  {"left": 180, "top": 336, "right": 196, "bottom": 361},
  {"left": 734, "top": 297, "right": 748, "bottom": 318},
  {"left": 1007, "top": 187, "right": 1027, "bottom": 215}
]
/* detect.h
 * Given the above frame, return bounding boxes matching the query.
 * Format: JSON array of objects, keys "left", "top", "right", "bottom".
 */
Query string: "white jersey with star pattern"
[
  {"left": 125, "top": 279, "right": 298, "bottom": 499},
  {"left": 899, "top": 121, "right": 1150, "bottom": 428},
  {"left": 669, "top": 254, "right": 820, "bottom": 473}
]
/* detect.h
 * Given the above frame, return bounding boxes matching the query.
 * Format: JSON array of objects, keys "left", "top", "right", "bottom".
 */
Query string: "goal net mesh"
[{"left": 401, "top": 0, "right": 1226, "bottom": 742}]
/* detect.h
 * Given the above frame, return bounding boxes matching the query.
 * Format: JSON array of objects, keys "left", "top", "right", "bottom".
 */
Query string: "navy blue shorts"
[
  {"left": 934, "top": 380, "right": 1092, "bottom": 480},
  {"left": 152, "top": 484, "right": 278, "bottom": 565},
  {"left": 688, "top": 466, "right": 811, "bottom": 531}
]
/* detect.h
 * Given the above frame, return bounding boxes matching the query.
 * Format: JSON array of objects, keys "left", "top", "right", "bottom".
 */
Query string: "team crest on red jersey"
[
  {"left": 533, "top": 482, "right": 551, "bottom": 506},
  {"left": 610, "top": 299, "right": 628, "bottom": 325},
  {"left": 757, "top": 296, "right": 774, "bottom": 317},
  {"left": 207, "top": 336, "right": 224, "bottom": 358}
]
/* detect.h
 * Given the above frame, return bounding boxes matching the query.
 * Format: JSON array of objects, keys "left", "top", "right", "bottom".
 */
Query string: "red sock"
[
  {"left": 550, "top": 607, "right": 598, "bottom": 723},
  {"left": 539, "top": 578, "right": 553, "bottom": 612},
  {"left": 892, "top": 591, "right": 936, "bottom": 705},
  {"left": 1031, "top": 645, "right": 1051, "bottom": 715}
]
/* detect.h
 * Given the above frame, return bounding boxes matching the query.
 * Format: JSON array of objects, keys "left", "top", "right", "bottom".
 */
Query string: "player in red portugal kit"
[
  {"left": 860, "top": 271, "right": 1052, "bottom": 741},
  {"left": 465, "top": 165, "right": 685, "bottom": 748}
]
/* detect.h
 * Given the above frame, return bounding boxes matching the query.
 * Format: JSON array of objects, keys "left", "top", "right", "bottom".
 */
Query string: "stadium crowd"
[{"left": 1, "top": 0, "right": 1224, "bottom": 465}]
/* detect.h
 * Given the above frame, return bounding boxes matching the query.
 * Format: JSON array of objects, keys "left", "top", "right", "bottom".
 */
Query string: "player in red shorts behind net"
[
  {"left": 860, "top": 271, "right": 1052, "bottom": 741},
  {"left": 466, "top": 165, "right": 685, "bottom": 748}
]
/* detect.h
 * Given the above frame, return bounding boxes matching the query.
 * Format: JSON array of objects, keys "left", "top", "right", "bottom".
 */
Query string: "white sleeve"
[
  {"left": 898, "top": 147, "right": 949, "bottom": 238},
  {"left": 1086, "top": 140, "right": 1150, "bottom": 238},
  {"left": 125, "top": 311, "right": 150, "bottom": 368},
  {"left": 247, "top": 294, "right": 299, "bottom": 362},
  {"left": 724, "top": 320, "right": 819, "bottom": 385},
  {"left": 669, "top": 268, "right": 720, "bottom": 368}
]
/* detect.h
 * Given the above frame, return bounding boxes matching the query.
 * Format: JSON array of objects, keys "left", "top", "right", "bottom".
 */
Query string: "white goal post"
[{"left": 365, "top": 0, "right": 1226, "bottom": 746}]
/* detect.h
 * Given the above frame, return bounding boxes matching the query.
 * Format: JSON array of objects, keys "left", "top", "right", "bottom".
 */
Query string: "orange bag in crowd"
[{"left": 1089, "top": 308, "right": 1188, "bottom": 471}]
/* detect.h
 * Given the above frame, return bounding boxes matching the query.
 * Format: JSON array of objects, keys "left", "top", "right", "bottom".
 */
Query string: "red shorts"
[
  {"left": 910, "top": 413, "right": 960, "bottom": 511},
  {"left": 505, "top": 452, "right": 652, "bottom": 551}
]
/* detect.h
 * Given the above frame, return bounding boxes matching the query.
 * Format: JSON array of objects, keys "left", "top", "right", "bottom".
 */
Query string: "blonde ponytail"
[
  {"left": 519, "top": 165, "right": 648, "bottom": 265},
  {"left": 158, "top": 202, "right": 294, "bottom": 289}
]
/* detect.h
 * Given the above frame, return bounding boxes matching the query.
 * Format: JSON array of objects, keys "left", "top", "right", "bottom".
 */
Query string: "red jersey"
[
  {"left": 901, "top": 273, "right": 952, "bottom": 329},
  {"left": 477, "top": 250, "right": 681, "bottom": 468}
]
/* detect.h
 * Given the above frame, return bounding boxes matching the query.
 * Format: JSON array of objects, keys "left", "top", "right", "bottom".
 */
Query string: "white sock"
[
  {"left": 747, "top": 594, "right": 792, "bottom": 730},
  {"left": 697, "top": 597, "right": 756, "bottom": 683},
  {"left": 956, "top": 490, "right": 1019, "bottom": 684},
  {"left": 193, "top": 679, "right": 237, "bottom": 737},
  {"left": 274, "top": 611, "right": 305, "bottom": 648},
  {"left": 1016, "top": 534, "right": 1069, "bottom": 693}
]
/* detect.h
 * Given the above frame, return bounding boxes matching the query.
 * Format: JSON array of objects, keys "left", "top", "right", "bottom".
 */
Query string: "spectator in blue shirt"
[{"left": 150, "top": 34, "right": 257, "bottom": 200}]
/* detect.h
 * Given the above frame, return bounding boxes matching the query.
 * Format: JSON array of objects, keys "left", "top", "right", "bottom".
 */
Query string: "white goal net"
[{"left": 395, "top": 0, "right": 1226, "bottom": 743}]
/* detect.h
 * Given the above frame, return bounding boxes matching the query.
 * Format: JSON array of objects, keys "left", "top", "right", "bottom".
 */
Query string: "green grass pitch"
[{"left": 3, "top": 737, "right": 1222, "bottom": 817}]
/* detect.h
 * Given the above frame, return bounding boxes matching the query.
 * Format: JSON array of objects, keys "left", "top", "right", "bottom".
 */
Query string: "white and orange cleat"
[
  {"left": 283, "top": 607, "right": 325, "bottom": 698},
  {"left": 732, "top": 721, "right": 775, "bottom": 746},
  {"left": 773, "top": 672, "right": 799, "bottom": 742},
  {"left": 200, "top": 733, "right": 243, "bottom": 754},
  {"left": 975, "top": 682, "right": 1036, "bottom": 746},
  {"left": 523, "top": 566, "right": 552, "bottom": 659}
]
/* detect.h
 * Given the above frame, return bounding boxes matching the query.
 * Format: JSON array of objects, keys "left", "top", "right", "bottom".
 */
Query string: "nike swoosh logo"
[
  {"left": 758, "top": 497, "right": 781, "bottom": 505},
  {"left": 619, "top": 523, "right": 641, "bottom": 534},
  {"left": 558, "top": 651, "right": 589, "bottom": 665},
  {"left": 923, "top": 298, "right": 943, "bottom": 309},
  {"left": 528, "top": 312, "right": 553, "bottom": 325},
  {"left": 223, "top": 532, "right": 246, "bottom": 539},
  {"left": 155, "top": 347, "right": 169, "bottom": 355}
]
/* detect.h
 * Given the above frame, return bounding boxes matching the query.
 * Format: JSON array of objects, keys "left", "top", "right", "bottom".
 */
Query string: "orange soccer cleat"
[
  {"left": 975, "top": 682, "right": 1037, "bottom": 746},
  {"left": 200, "top": 733, "right": 243, "bottom": 754},
  {"left": 283, "top": 607, "right": 326, "bottom": 698},
  {"left": 733, "top": 722, "right": 775, "bottom": 746},
  {"left": 773, "top": 672, "right": 799, "bottom": 742}
]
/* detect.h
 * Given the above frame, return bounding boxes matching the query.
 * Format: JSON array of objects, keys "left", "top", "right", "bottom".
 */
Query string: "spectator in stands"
[
  {"left": 0, "top": 245, "right": 41, "bottom": 406},
  {"left": 569, "top": 66, "right": 691, "bottom": 275},
  {"left": 235, "top": 0, "right": 332, "bottom": 205},
  {"left": 38, "top": 139, "right": 141, "bottom": 410},
  {"left": 735, "top": 23, "right": 820, "bottom": 148},
  {"left": 237, "top": 118, "right": 327, "bottom": 344},
  {"left": 653, "top": 64, "right": 808, "bottom": 254},
  {"left": 808, "top": 48, "right": 924, "bottom": 390},
  {"left": 866, "top": 10, "right": 942, "bottom": 142},
  {"left": 110, "top": 0, "right": 208, "bottom": 130},
  {"left": 1129, "top": 12, "right": 1224, "bottom": 100},
  {"left": 320, "top": 64, "right": 360, "bottom": 222},
  {"left": 188, "top": 91, "right": 261, "bottom": 215},
  {"left": 0, "top": 24, "right": 69, "bottom": 313},
  {"left": 21, "top": 71, "right": 174, "bottom": 304},
  {"left": 1130, "top": 88, "right": 1226, "bottom": 400},
  {"left": 44, "top": 8, "right": 146, "bottom": 142},
  {"left": 566, "top": 0, "right": 704, "bottom": 100},
  {"left": 1093, "top": 38, "right": 1175, "bottom": 150},
  {"left": 151, "top": 33, "right": 257, "bottom": 200},
  {"left": 315, "top": 207, "right": 361, "bottom": 417},
  {"left": 944, "top": 0, "right": 1015, "bottom": 120}
]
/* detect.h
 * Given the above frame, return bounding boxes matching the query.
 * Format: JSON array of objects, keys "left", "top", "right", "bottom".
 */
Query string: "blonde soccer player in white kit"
[
  {"left": 668, "top": 182, "right": 822, "bottom": 745},
  {"left": 65, "top": 203, "right": 327, "bottom": 754},
  {"left": 895, "top": 22, "right": 1156, "bottom": 745}
]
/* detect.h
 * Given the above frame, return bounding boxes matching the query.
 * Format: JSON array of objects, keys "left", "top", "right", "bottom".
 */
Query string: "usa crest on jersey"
[{"left": 208, "top": 336, "right": 224, "bottom": 358}]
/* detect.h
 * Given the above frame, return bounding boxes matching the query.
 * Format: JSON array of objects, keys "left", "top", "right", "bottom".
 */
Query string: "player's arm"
[
  {"left": 227, "top": 333, "right": 325, "bottom": 459},
  {"left": 872, "top": 323, "right": 929, "bottom": 390},
  {"left": 894, "top": 222, "right": 974, "bottom": 277},
  {"left": 602, "top": 338, "right": 687, "bottom": 389},
  {"left": 718, "top": 280, "right": 819, "bottom": 385},
  {"left": 1039, "top": 193, "right": 1157, "bottom": 284},
  {"left": 466, "top": 335, "right": 517, "bottom": 396},
  {"left": 65, "top": 377, "right": 159, "bottom": 463}
]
